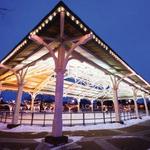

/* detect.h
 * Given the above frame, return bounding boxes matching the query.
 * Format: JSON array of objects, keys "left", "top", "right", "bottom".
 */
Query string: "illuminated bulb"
[
  {"left": 95, "top": 38, "right": 98, "bottom": 42},
  {"left": 90, "top": 32, "right": 93, "bottom": 35},
  {"left": 71, "top": 16, "right": 75, "bottom": 21},
  {"left": 60, "top": 7, "right": 64, "bottom": 12},
  {"left": 76, "top": 20, "right": 79, "bottom": 24},
  {"left": 80, "top": 24, "right": 83, "bottom": 28},
  {"left": 33, "top": 31, "right": 36, "bottom": 35},
  {"left": 101, "top": 42, "right": 103, "bottom": 46},
  {"left": 84, "top": 27, "right": 87, "bottom": 32},
  {"left": 42, "top": 23, "right": 45, "bottom": 27},
  {"left": 48, "top": 15, "right": 53, "bottom": 21},
  {"left": 53, "top": 12, "right": 57, "bottom": 16},
  {"left": 45, "top": 19, "right": 49, "bottom": 24},
  {"left": 24, "top": 40, "right": 27, "bottom": 44},
  {"left": 105, "top": 46, "right": 108, "bottom": 50},
  {"left": 66, "top": 11, "right": 70, "bottom": 16},
  {"left": 35, "top": 29, "right": 39, "bottom": 33},
  {"left": 92, "top": 35, "right": 96, "bottom": 39},
  {"left": 38, "top": 26, "right": 42, "bottom": 30},
  {"left": 98, "top": 40, "right": 101, "bottom": 44},
  {"left": 57, "top": 7, "right": 61, "bottom": 12}
]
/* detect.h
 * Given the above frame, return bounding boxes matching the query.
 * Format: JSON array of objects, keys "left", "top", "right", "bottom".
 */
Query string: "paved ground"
[
  {"left": 0, "top": 120, "right": 150, "bottom": 150},
  {"left": 66, "top": 120, "right": 150, "bottom": 150}
]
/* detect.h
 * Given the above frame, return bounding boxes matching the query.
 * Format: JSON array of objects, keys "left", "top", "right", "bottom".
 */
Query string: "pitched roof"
[{"left": 0, "top": 1, "right": 149, "bottom": 98}]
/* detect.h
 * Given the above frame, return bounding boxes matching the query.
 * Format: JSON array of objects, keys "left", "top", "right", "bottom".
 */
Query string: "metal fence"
[{"left": 0, "top": 110, "right": 143, "bottom": 126}]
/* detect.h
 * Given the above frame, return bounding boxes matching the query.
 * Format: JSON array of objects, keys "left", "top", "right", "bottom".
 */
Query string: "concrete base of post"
[
  {"left": 45, "top": 135, "right": 68, "bottom": 146},
  {"left": 7, "top": 124, "right": 20, "bottom": 129},
  {"left": 111, "top": 120, "right": 124, "bottom": 124}
]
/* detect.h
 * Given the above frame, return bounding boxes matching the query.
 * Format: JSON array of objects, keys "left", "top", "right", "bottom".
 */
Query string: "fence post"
[
  {"left": 83, "top": 112, "right": 85, "bottom": 125},
  {"left": 110, "top": 111, "right": 112, "bottom": 123},
  {"left": 4, "top": 112, "right": 8, "bottom": 123},
  {"left": 123, "top": 111, "right": 126, "bottom": 121},
  {"left": 20, "top": 111, "right": 23, "bottom": 125},
  {"left": 127, "top": 111, "right": 129, "bottom": 120},
  {"left": 43, "top": 111, "right": 46, "bottom": 127},
  {"left": 70, "top": 112, "right": 72, "bottom": 126},
  {"left": 129, "top": 111, "right": 131, "bottom": 119},
  {"left": 0, "top": 112, "right": 3, "bottom": 122},
  {"left": 103, "top": 112, "right": 105, "bottom": 124},
  {"left": 31, "top": 112, "right": 34, "bottom": 126},
  {"left": 94, "top": 111, "right": 96, "bottom": 125}
]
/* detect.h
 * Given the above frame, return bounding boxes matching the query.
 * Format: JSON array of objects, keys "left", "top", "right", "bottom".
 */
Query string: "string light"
[
  {"left": 71, "top": 16, "right": 75, "bottom": 21},
  {"left": 35, "top": 29, "right": 39, "bottom": 33},
  {"left": 53, "top": 12, "right": 57, "bottom": 16},
  {"left": 45, "top": 19, "right": 49, "bottom": 24},
  {"left": 57, "top": 7, "right": 61, "bottom": 12},
  {"left": 38, "top": 26, "right": 42, "bottom": 30},
  {"left": 80, "top": 24, "right": 83, "bottom": 28},
  {"left": 76, "top": 20, "right": 79, "bottom": 24},
  {"left": 41, "top": 23, "right": 45, "bottom": 27},
  {"left": 90, "top": 32, "right": 93, "bottom": 35},
  {"left": 92, "top": 35, "right": 96, "bottom": 39},
  {"left": 48, "top": 15, "right": 53, "bottom": 21},
  {"left": 84, "top": 27, "right": 87, "bottom": 32},
  {"left": 66, "top": 11, "right": 70, "bottom": 16},
  {"left": 60, "top": 7, "right": 64, "bottom": 12}
]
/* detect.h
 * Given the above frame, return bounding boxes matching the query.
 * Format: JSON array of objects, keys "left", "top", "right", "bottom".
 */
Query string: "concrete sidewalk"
[{"left": 0, "top": 120, "right": 150, "bottom": 150}]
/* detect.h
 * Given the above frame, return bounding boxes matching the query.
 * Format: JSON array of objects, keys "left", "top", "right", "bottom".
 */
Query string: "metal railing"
[{"left": 0, "top": 110, "right": 140, "bottom": 126}]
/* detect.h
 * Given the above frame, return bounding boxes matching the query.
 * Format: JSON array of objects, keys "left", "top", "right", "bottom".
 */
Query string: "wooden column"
[
  {"left": 91, "top": 99, "right": 94, "bottom": 112},
  {"left": 30, "top": 93, "right": 36, "bottom": 112},
  {"left": 132, "top": 88, "right": 139, "bottom": 118},
  {"left": 143, "top": 94, "right": 149, "bottom": 116},
  {"left": 30, "top": 8, "right": 92, "bottom": 136},
  {"left": 112, "top": 87, "right": 120, "bottom": 122},
  {"left": 12, "top": 82, "right": 24, "bottom": 124},
  {"left": 12, "top": 69, "right": 28, "bottom": 125},
  {"left": 0, "top": 64, "right": 28, "bottom": 125},
  {"left": 77, "top": 99, "right": 81, "bottom": 112}
]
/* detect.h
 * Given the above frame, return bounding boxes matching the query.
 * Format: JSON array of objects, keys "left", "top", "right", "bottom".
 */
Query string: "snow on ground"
[{"left": 0, "top": 116, "right": 149, "bottom": 133}]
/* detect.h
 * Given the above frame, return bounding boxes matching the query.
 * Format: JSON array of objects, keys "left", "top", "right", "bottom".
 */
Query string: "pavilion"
[{"left": 0, "top": 1, "right": 150, "bottom": 138}]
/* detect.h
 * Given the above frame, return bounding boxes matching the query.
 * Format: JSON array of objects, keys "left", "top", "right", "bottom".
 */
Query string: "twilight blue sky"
[{"left": 0, "top": 0, "right": 150, "bottom": 82}]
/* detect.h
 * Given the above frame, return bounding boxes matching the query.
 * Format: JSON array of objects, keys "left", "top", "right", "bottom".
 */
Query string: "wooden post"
[
  {"left": 133, "top": 88, "right": 139, "bottom": 118},
  {"left": 30, "top": 93, "right": 36, "bottom": 112},
  {"left": 30, "top": 9, "right": 92, "bottom": 137},
  {"left": 112, "top": 87, "right": 120, "bottom": 122},
  {"left": 110, "top": 74, "right": 134, "bottom": 123},
  {"left": 52, "top": 66, "right": 65, "bottom": 136},
  {"left": 143, "top": 94, "right": 149, "bottom": 116},
  {"left": 0, "top": 64, "right": 28, "bottom": 125},
  {"left": 12, "top": 69, "right": 28, "bottom": 125},
  {"left": 110, "top": 76, "right": 121, "bottom": 122},
  {"left": 91, "top": 99, "right": 94, "bottom": 112},
  {"left": 12, "top": 83, "right": 24, "bottom": 124},
  {"left": 101, "top": 100, "right": 103, "bottom": 112},
  {"left": 77, "top": 99, "right": 81, "bottom": 112}
]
